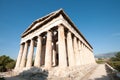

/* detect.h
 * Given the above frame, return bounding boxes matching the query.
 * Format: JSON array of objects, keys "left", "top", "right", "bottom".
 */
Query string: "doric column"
[
  {"left": 88, "top": 48, "right": 90, "bottom": 64},
  {"left": 81, "top": 42, "right": 84, "bottom": 65},
  {"left": 90, "top": 51, "right": 96, "bottom": 63},
  {"left": 84, "top": 45, "right": 87, "bottom": 65},
  {"left": 82, "top": 43, "right": 85, "bottom": 65},
  {"left": 67, "top": 31, "right": 75, "bottom": 66},
  {"left": 20, "top": 42, "right": 28, "bottom": 68},
  {"left": 73, "top": 36, "right": 79, "bottom": 66},
  {"left": 15, "top": 44, "right": 24, "bottom": 69},
  {"left": 41, "top": 45, "right": 45, "bottom": 65},
  {"left": 45, "top": 31, "right": 52, "bottom": 69},
  {"left": 87, "top": 48, "right": 90, "bottom": 64},
  {"left": 84, "top": 46, "right": 87, "bottom": 64},
  {"left": 78, "top": 40, "right": 82, "bottom": 65},
  {"left": 26, "top": 39, "right": 34, "bottom": 68},
  {"left": 89, "top": 50, "right": 91, "bottom": 64},
  {"left": 52, "top": 40, "right": 56, "bottom": 66},
  {"left": 34, "top": 36, "right": 42, "bottom": 67},
  {"left": 58, "top": 25, "right": 67, "bottom": 67}
]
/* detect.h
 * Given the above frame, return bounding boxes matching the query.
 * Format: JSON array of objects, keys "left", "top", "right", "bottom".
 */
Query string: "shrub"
[
  {"left": 0, "top": 55, "right": 15, "bottom": 72},
  {"left": 96, "top": 60, "right": 105, "bottom": 64},
  {"left": 6, "top": 61, "right": 15, "bottom": 70},
  {"left": 107, "top": 61, "right": 120, "bottom": 72},
  {"left": 0, "top": 77, "right": 5, "bottom": 80}
]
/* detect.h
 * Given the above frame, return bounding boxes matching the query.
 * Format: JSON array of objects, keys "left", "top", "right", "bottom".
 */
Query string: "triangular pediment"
[
  {"left": 22, "top": 9, "right": 81, "bottom": 38},
  {"left": 22, "top": 9, "right": 64, "bottom": 37}
]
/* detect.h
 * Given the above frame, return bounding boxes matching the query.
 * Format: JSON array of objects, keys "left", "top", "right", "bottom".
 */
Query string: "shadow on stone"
[
  {"left": 105, "top": 64, "right": 120, "bottom": 80},
  {"left": 4, "top": 67, "right": 48, "bottom": 80},
  {"left": 89, "top": 75, "right": 119, "bottom": 80},
  {"left": 89, "top": 75, "right": 111, "bottom": 80}
]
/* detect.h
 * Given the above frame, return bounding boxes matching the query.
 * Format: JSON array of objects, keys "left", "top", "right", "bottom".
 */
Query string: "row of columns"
[{"left": 15, "top": 24, "right": 95, "bottom": 70}]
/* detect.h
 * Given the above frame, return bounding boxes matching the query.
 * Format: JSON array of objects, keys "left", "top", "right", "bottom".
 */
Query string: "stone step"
[{"left": 2, "top": 64, "right": 97, "bottom": 80}]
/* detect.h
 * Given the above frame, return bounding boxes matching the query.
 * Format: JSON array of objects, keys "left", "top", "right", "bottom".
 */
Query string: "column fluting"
[
  {"left": 67, "top": 31, "right": 75, "bottom": 66},
  {"left": 58, "top": 25, "right": 67, "bottom": 67},
  {"left": 73, "top": 36, "right": 79, "bottom": 66},
  {"left": 20, "top": 42, "right": 28, "bottom": 68},
  {"left": 52, "top": 39, "right": 56, "bottom": 66},
  {"left": 15, "top": 44, "right": 24, "bottom": 69},
  {"left": 34, "top": 36, "right": 42, "bottom": 67},
  {"left": 26, "top": 39, "right": 34, "bottom": 67},
  {"left": 45, "top": 31, "right": 52, "bottom": 69}
]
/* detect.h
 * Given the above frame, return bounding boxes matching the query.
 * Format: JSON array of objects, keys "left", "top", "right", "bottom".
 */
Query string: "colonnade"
[{"left": 15, "top": 24, "right": 95, "bottom": 70}]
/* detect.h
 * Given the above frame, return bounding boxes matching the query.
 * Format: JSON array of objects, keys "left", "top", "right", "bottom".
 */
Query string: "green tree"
[
  {"left": 110, "top": 52, "right": 120, "bottom": 61},
  {"left": 6, "top": 61, "right": 15, "bottom": 70},
  {"left": 110, "top": 57, "right": 118, "bottom": 61},
  {"left": 0, "top": 55, "right": 15, "bottom": 72},
  {"left": 108, "top": 52, "right": 120, "bottom": 71},
  {"left": 115, "top": 52, "right": 120, "bottom": 61}
]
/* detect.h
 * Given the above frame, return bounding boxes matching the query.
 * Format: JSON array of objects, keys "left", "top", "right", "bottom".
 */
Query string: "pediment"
[{"left": 22, "top": 9, "right": 64, "bottom": 37}]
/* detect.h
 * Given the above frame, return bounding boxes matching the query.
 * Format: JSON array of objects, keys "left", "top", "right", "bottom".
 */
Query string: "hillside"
[{"left": 95, "top": 51, "right": 120, "bottom": 58}]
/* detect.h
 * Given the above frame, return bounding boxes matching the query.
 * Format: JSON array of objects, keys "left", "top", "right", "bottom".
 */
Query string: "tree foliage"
[
  {"left": 115, "top": 52, "right": 120, "bottom": 61},
  {"left": 110, "top": 52, "right": 120, "bottom": 61},
  {"left": 0, "top": 55, "right": 15, "bottom": 72},
  {"left": 108, "top": 52, "right": 120, "bottom": 72}
]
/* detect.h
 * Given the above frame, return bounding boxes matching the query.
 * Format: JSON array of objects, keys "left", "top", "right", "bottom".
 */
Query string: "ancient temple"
[{"left": 15, "top": 9, "right": 95, "bottom": 70}]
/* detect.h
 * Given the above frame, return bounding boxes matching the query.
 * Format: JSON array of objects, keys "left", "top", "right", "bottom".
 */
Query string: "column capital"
[
  {"left": 37, "top": 35, "right": 42, "bottom": 42},
  {"left": 67, "top": 31, "right": 72, "bottom": 40},
  {"left": 46, "top": 30, "right": 52, "bottom": 41},
  {"left": 30, "top": 37, "right": 35, "bottom": 41},
  {"left": 20, "top": 42, "right": 24, "bottom": 45},
  {"left": 37, "top": 34, "right": 42, "bottom": 39},
  {"left": 58, "top": 24, "right": 65, "bottom": 28}
]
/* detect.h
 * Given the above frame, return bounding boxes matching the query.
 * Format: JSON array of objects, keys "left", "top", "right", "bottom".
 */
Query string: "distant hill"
[{"left": 95, "top": 51, "right": 120, "bottom": 58}]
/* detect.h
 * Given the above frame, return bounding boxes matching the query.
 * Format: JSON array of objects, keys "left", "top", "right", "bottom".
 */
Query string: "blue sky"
[{"left": 0, "top": 0, "right": 120, "bottom": 59}]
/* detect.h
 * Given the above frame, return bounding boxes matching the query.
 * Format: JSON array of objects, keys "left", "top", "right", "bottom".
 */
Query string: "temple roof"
[
  {"left": 22, "top": 9, "right": 62, "bottom": 37},
  {"left": 22, "top": 9, "right": 93, "bottom": 49}
]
